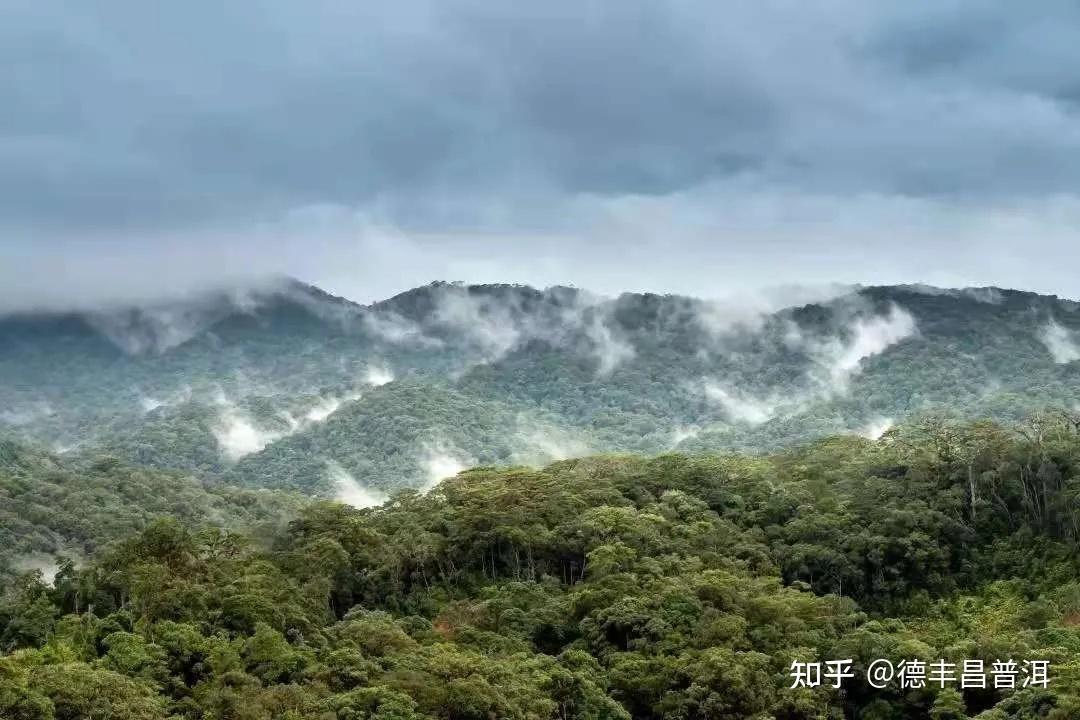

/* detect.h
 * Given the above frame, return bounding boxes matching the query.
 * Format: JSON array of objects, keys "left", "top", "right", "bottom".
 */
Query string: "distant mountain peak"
[{"left": 0, "top": 275, "right": 364, "bottom": 356}]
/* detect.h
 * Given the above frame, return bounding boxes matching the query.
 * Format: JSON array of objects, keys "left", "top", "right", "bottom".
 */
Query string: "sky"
[{"left": 4, "top": 0, "right": 1080, "bottom": 310}]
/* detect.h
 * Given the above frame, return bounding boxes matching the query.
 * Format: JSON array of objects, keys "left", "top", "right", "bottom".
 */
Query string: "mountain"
[
  {"left": 7, "top": 280, "right": 1080, "bottom": 719},
  {"left": 5, "top": 279, "right": 1080, "bottom": 494}
]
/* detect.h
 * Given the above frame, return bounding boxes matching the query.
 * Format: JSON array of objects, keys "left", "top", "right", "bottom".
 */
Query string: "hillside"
[
  {"left": 3, "top": 416, "right": 1080, "bottom": 718},
  {"left": 0, "top": 438, "right": 305, "bottom": 582},
  {"left": 6, "top": 281, "right": 1080, "bottom": 718},
  {"left": 5, "top": 281, "right": 1080, "bottom": 494}
]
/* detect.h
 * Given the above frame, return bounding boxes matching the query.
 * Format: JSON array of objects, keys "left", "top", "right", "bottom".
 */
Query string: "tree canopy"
[{"left": 4, "top": 414, "right": 1080, "bottom": 718}]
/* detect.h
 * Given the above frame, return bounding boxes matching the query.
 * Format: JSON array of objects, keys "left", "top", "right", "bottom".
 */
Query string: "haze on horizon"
[{"left": 4, "top": 1, "right": 1080, "bottom": 311}]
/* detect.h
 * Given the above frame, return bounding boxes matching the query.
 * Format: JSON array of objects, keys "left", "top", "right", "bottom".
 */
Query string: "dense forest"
[
  {"left": 4, "top": 413, "right": 1080, "bottom": 719},
  {"left": 6, "top": 281, "right": 1080, "bottom": 494},
  {"left": 5, "top": 281, "right": 1080, "bottom": 717},
  {"left": 0, "top": 439, "right": 305, "bottom": 583}
]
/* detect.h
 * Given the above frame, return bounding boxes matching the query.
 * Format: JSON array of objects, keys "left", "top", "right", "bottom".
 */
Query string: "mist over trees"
[
  {"left": 5, "top": 281, "right": 1080, "bottom": 718},
  {"left": 6, "top": 281, "right": 1080, "bottom": 493}
]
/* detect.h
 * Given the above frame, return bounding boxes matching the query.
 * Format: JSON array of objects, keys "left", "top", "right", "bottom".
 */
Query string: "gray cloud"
[{"left": 4, "top": 0, "right": 1080, "bottom": 310}]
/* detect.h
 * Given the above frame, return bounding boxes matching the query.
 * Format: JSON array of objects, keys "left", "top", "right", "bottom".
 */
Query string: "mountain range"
[
  {"left": 4, "top": 279, "right": 1080, "bottom": 499},
  {"left": 6, "top": 278, "right": 1080, "bottom": 718}
]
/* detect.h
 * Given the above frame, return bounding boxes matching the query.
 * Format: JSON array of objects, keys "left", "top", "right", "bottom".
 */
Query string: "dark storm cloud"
[
  {"left": 6, "top": 0, "right": 1079, "bottom": 227},
  {"left": 2, "top": 0, "right": 783, "bottom": 230},
  {"left": 3, "top": 0, "right": 1080, "bottom": 310}
]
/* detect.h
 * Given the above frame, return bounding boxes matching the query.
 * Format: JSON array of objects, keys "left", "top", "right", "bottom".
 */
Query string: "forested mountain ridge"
[
  {"left": 4, "top": 279, "right": 1080, "bottom": 494},
  {"left": 6, "top": 280, "right": 1080, "bottom": 718}
]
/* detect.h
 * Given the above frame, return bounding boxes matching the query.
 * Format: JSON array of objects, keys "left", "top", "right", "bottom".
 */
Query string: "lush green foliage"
[
  {"left": 7, "top": 282, "right": 1080, "bottom": 492},
  {"left": 226, "top": 382, "right": 590, "bottom": 493},
  {"left": 4, "top": 415, "right": 1080, "bottom": 718},
  {"left": 7, "top": 281, "right": 1080, "bottom": 715},
  {"left": 0, "top": 439, "right": 304, "bottom": 584}
]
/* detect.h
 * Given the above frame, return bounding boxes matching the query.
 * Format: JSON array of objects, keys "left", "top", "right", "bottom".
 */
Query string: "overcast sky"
[{"left": 4, "top": 0, "right": 1080, "bottom": 310}]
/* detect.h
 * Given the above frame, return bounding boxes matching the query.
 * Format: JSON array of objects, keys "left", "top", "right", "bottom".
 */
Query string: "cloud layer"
[{"left": 6, "top": 1, "right": 1080, "bottom": 308}]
